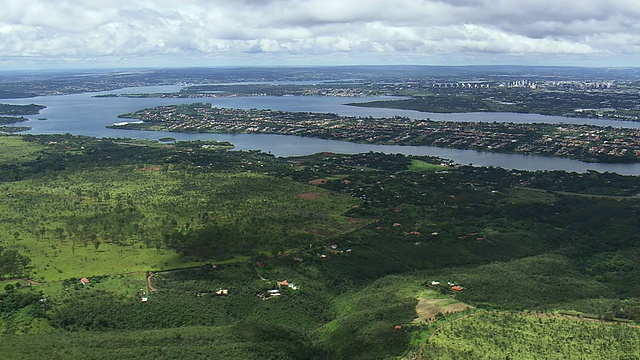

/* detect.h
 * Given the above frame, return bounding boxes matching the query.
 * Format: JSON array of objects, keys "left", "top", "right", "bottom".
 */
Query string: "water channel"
[{"left": 3, "top": 85, "right": 640, "bottom": 175}]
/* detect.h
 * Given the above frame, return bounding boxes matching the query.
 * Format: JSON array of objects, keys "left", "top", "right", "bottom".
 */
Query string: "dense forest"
[{"left": 1, "top": 133, "right": 639, "bottom": 359}]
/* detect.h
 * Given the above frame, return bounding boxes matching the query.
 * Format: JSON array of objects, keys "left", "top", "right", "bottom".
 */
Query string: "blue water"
[{"left": 3, "top": 86, "right": 640, "bottom": 175}]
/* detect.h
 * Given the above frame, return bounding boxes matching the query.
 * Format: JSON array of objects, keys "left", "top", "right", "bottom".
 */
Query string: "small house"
[
  {"left": 216, "top": 289, "right": 229, "bottom": 296},
  {"left": 80, "top": 277, "right": 90, "bottom": 286}
]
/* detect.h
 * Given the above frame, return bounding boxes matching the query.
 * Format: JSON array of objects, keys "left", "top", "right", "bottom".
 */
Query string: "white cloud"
[{"left": 0, "top": 0, "right": 638, "bottom": 68}]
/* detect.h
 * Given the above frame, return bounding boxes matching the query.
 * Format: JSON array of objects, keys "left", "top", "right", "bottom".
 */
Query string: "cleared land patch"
[
  {"left": 138, "top": 166, "right": 162, "bottom": 171},
  {"left": 406, "top": 159, "right": 448, "bottom": 172},
  {"left": 297, "top": 192, "right": 324, "bottom": 200},
  {"left": 414, "top": 295, "right": 473, "bottom": 323},
  {"left": 0, "top": 135, "right": 44, "bottom": 165},
  {"left": 308, "top": 178, "right": 328, "bottom": 185}
]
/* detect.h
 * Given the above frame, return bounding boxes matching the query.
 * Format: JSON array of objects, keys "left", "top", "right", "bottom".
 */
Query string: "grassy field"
[
  {"left": 423, "top": 312, "right": 640, "bottom": 359},
  {"left": 0, "top": 162, "right": 357, "bottom": 282},
  {"left": 406, "top": 159, "right": 448, "bottom": 172},
  {"left": 0, "top": 135, "right": 44, "bottom": 165}
]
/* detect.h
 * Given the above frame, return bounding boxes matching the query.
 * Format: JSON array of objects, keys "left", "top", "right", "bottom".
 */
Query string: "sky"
[{"left": 1, "top": 0, "right": 639, "bottom": 70}]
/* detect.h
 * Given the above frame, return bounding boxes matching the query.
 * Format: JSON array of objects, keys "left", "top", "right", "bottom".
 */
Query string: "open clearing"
[
  {"left": 308, "top": 178, "right": 328, "bottom": 185},
  {"left": 0, "top": 135, "right": 44, "bottom": 164},
  {"left": 297, "top": 192, "right": 324, "bottom": 200},
  {"left": 414, "top": 297, "right": 473, "bottom": 323}
]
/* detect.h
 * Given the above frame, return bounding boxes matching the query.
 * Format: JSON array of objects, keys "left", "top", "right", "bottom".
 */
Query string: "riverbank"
[
  {"left": 114, "top": 103, "right": 640, "bottom": 164},
  {"left": 2, "top": 87, "right": 640, "bottom": 173}
]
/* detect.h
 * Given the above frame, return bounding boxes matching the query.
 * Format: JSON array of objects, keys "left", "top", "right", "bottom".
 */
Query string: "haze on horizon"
[{"left": 1, "top": 0, "right": 639, "bottom": 71}]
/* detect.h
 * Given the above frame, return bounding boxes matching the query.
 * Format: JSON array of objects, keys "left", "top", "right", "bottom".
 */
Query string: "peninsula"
[{"left": 114, "top": 103, "right": 640, "bottom": 163}]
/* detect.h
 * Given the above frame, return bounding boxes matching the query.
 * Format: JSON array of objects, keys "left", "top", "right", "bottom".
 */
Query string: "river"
[{"left": 3, "top": 85, "right": 640, "bottom": 175}]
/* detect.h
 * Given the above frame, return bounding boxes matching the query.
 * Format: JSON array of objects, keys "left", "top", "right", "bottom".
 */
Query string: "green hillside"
[
  {"left": 424, "top": 312, "right": 640, "bottom": 359},
  {"left": 1, "top": 134, "right": 640, "bottom": 359}
]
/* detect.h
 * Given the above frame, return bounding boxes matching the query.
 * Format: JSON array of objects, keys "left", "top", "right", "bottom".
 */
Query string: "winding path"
[{"left": 147, "top": 272, "right": 157, "bottom": 293}]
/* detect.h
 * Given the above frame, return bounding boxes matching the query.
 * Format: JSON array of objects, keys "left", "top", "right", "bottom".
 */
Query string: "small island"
[
  {"left": 0, "top": 126, "right": 31, "bottom": 133},
  {"left": 0, "top": 116, "right": 29, "bottom": 125},
  {"left": 0, "top": 115, "right": 31, "bottom": 133},
  {"left": 0, "top": 103, "right": 44, "bottom": 132}
]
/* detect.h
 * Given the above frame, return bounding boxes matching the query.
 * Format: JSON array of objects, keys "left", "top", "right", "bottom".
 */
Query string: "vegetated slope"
[
  {"left": 0, "top": 324, "right": 325, "bottom": 360},
  {"left": 2, "top": 134, "right": 640, "bottom": 359},
  {"left": 46, "top": 250, "right": 420, "bottom": 358},
  {"left": 318, "top": 275, "right": 423, "bottom": 359},
  {"left": 0, "top": 135, "right": 357, "bottom": 282},
  {"left": 0, "top": 135, "right": 44, "bottom": 165},
  {"left": 424, "top": 312, "right": 640, "bottom": 359}
]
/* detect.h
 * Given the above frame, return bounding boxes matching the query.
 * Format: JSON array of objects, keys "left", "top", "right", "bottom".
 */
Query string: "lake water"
[{"left": 3, "top": 85, "right": 640, "bottom": 175}]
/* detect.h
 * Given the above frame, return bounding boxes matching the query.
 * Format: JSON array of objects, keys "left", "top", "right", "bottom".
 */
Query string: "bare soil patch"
[
  {"left": 297, "top": 192, "right": 324, "bottom": 200},
  {"left": 414, "top": 298, "right": 473, "bottom": 323},
  {"left": 139, "top": 166, "right": 162, "bottom": 171},
  {"left": 308, "top": 178, "right": 327, "bottom": 185}
]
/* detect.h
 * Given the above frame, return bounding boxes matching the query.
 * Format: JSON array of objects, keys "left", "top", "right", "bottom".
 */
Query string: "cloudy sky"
[{"left": 1, "top": 0, "right": 639, "bottom": 70}]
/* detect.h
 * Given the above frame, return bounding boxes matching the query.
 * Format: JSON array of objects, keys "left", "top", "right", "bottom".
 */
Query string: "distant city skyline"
[{"left": 1, "top": 0, "right": 639, "bottom": 70}]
